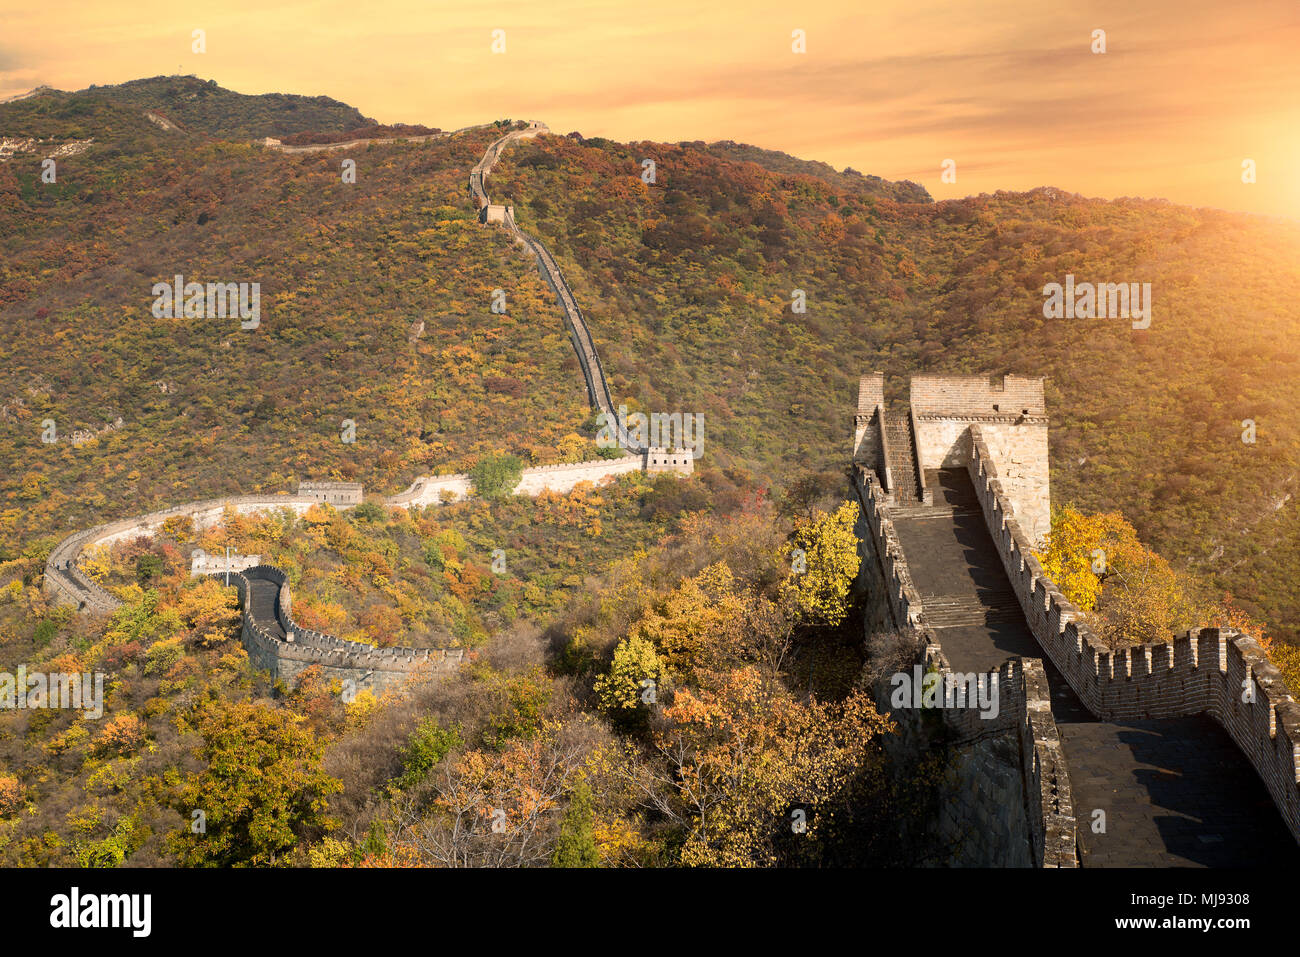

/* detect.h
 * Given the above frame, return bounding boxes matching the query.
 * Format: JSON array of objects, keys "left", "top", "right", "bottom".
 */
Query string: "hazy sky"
[{"left": 3, "top": 0, "right": 1297, "bottom": 218}]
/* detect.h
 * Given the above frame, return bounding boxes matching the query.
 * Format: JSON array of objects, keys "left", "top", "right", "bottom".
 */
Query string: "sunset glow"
[{"left": 3, "top": 0, "right": 1297, "bottom": 217}]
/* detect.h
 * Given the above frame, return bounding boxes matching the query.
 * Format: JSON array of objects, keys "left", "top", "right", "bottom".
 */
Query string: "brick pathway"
[
  {"left": 247, "top": 575, "right": 285, "bottom": 638},
  {"left": 888, "top": 468, "right": 1298, "bottom": 866}
]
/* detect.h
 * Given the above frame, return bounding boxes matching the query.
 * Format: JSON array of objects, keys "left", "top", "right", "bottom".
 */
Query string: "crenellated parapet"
[
  {"left": 217, "top": 565, "right": 463, "bottom": 694},
  {"left": 966, "top": 426, "right": 1300, "bottom": 844},
  {"left": 922, "top": 652, "right": 1077, "bottom": 868},
  {"left": 853, "top": 465, "right": 924, "bottom": 631}
]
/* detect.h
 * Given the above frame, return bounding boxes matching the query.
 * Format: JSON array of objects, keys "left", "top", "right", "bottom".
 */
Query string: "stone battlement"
[
  {"left": 855, "top": 374, "right": 1300, "bottom": 859},
  {"left": 911, "top": 374, "right": 1046, "bottom": 418},
  {"left": 965, "top": 429, "right": 1300, "bottom": 844},
  {"left": 220, "top": 565, "right": 464, "bottom": 694},
  {"left": 297, "top": 481, "right": 364, "bottom": 504},
  {"left": 856, "top": 457, "right": 1076, "bottom": 866}
]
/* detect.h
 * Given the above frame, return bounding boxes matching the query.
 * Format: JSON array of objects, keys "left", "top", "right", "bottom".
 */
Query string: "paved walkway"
[
  {"left": 888, "top": 468, "right": 1298, "bottom": 866},
  {"left": 247, "top": 576, "right": 285, "bottom": 638}
]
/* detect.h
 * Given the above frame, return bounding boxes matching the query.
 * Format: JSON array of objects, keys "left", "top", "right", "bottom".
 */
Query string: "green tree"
[
  {"left": 469, "top": 453, "right": 524, "bottom": 498},
  {"left": 395, "top": 717, "right": 461, "bottom": 789},
  {"left": 171, "top": 699, "right": 342, "bottom": 867},
  {"left": 351, "top": 501, "right": 387, "bottom": 524},
  {"left": 135, "top": 553, "right": 163, "bottom": 584},
  {"left": 552, "top": 781, "right": 599, "bottom": 867}
]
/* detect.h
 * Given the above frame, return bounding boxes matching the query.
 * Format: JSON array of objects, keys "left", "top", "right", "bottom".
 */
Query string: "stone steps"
[
  {"left": 884, "top": 413, "right": 920, "bottom": 504},
  {"left": 921, "top": 593, "right": 1023, "bottom": 627},
  {"left": 890, "top": 503, "right": 980, "bottom": 520}
]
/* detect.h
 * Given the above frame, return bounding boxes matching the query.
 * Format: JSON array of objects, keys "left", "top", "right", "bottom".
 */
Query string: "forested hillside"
[
  {"left": 3, "top": 80, "right": 1298, "bottom": 636},
  {"left": 488, "top": 136, "right": 1300, "bottom": 642},
  {"left": 72, "top": 75, "right": 371, "bottom": 139},
  {"left": 0, "top": 95, "right": 603, "bottom": 568},
  {"left": 1, "top": 78, "right": 1298, "bottom": 867}
]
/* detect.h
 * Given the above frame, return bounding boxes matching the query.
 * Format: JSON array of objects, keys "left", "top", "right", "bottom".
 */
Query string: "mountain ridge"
[{"left": 2, "top": 77, "right": 1298, "bottom": 644}]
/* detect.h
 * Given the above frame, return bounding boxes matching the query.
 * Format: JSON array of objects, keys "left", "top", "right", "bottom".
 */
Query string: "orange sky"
[{"left": 3, "top": 0, "right": 1298, "bottom": 218}]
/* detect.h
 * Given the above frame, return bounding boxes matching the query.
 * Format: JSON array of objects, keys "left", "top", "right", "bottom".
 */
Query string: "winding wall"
[
  {"left": 44, "top": 119, "right": 693, "bottom": 695},
  {"left": 223, "top": 566, "right": 462, "bottom": 694},
  {"left": 470, "top": 123, "right": 643, "bottom": 453},
  {"left": 45, "top": 493, "right": 326, "bottom": 613}
]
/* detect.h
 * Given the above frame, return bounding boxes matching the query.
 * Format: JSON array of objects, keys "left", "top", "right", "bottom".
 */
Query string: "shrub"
[
  {"left": 469, "top": 453, "right": 524, "bottom": 498},
  {"left": 0, "top": 776, "right": 23, "bottom": 816},
  {"left": 33, "top": 619, "right": 59, "bottom": 648},
  {"left": 552, "top": 781, "right": 599, "bottom": 867},
  {"left": 395, "top": 717, "right": 461, "bottom": 789},
  {"left": 94, "top": 714, "right": 147, "bottom": 756},
  {"left": 594, "top": 635, "right": 666, "bottom": 727},
  {"left": 351, "top": 501, "right": 387, "bottom": 524}
]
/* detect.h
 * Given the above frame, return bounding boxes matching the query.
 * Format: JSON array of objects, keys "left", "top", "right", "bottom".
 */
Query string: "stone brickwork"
[
  {"left": 940, "top": 732, "right": 1032, "bottom": 867},
  {"left": 480, "top": 203, "right": 513, "bottom": 224},
  {"left": 223, "top": 566, "right": 463, "bottom": 695},
  {"left": 191, "top": 551, "right": 260, "bottom": 576},
  {"left": 852, "top": 373, "right": 885, "bottom": 472},
  {"left": 910, "top": 374, "right": 1046, "bottom": 418},
  {"left": 390, "top": 450, "right": 676, "bottom": 505},
  {"left": 909, "top": 375, "right": 1050, "bottom": 545},
  {"left": 928, "top": 652, "right": 1077, "bottom": 867},
  {"left": 512, "top": 454, "right": 645, "bottom": 494},
  {"left": 387, "top": 473, "right": 473, "bottom": 507},
  {"left": 297, "top": 481, "right": 363, "bottom": 504},
  {"left": 965, "top": 428, "right": 1300, "bottom": 846},
  {"left": 855, "top": 459, "right": 1077, "bottom": 866},
  {"left": 644, "top": 447, "right": 695, "bottom": 476},
  {"left": 853, "top": 467, "right": 924, "bottom": 632}
]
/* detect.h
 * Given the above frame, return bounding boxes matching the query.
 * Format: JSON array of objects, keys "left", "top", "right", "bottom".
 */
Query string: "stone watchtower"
[
  {"left": 480, "top": 204, "right": 514, "bottom": 225},
  {"left": 855, "top": 373, "right": 1051, "bottom": 544}
]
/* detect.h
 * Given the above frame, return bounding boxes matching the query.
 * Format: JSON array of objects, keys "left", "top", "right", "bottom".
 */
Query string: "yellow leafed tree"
[{"left": 779, "top": 501, "right": 861, "bottom": 626}]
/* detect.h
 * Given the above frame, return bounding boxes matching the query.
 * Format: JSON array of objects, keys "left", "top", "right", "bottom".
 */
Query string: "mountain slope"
[
  {"left": 487, "top": 136, "right": 1300, "bottom": 641},
  {"left": 2, "top": 78, "right": 1298, "bottom": 643}
]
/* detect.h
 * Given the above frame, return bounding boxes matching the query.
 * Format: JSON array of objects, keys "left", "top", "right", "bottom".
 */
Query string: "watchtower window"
[{"left": 992, "top": 404, "right": 999, "bottom": 412}]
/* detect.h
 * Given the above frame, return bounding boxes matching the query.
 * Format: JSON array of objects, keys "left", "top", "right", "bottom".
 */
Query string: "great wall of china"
[
  {"left": 31, "top": 111, "right": 1300, "bottom": 866},
  {"left": 855, "top": 373, "right": 1300, "bottom": 865},
  {"left": 44, "top": 122, "right": 691, "bottom": 693},
  {"left": 470, "top": 123, "right": 641, "bottom": 453}
]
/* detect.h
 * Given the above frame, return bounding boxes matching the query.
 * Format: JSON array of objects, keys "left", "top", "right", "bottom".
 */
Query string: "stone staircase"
[
  {"left": 920, "top": 592, "right": 1024, "bottom": 628},
  {"left": 892, "top": 503, "right": 970, "bottom": 520},
  {"left": 884, "top": 413, "right": 920, "bottom": 504}
]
